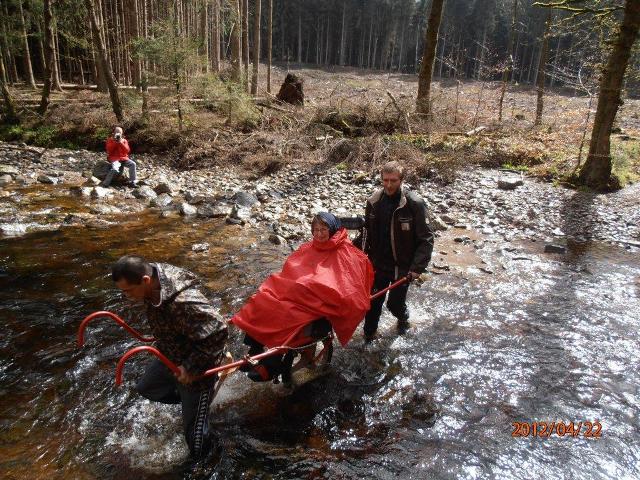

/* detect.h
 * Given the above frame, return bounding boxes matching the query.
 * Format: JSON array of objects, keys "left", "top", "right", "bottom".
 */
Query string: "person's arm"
[
  {"left": 408, "top": 197, "right": 434, "bottom": 275},
  {"left": 120, "top": 138, "right": 131, "bottom": 156},
  {"left": 352, "top": 202, "right": 371, "bottom": 252},
  {"left": 106, "top": 138, "right": 116, "bottom": 157},
  {"left": 173, "top": 292, "right": 228, "bottom": 378}
]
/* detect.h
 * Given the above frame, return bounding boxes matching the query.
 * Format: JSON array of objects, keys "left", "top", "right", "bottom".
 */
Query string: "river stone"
[
  {"left": 497, "top": 178, "right": 524, "bottom": 190},
  {"left": 92, "top": 162, "right": 113, "bottom": 180},
  {"left": 38, "top": 174, "right": 58, "bottom": 184},
  {"left": 544, "top": 244, "right": 566, "bottom": 254},
  {"left": 0, "top": 164, "right": 19, "bottom": 176},
  {"left": 150, "top": 193, "right": 173, "bottom": 207},
  {"left": 0, "top": 175, "right": 12, "bottom": 187},
  {"left": 233, "top": 190, "right": 259, "bottom": 208},
  {"left": 197, "top": 204, "right": 232, "bottom": 218},
  {"left": 179, "top": 202, "right": 197, "bottom": 216},
  {"left": 1, "top": 223, "right": 28, "bottom": 236},
  {"left": 154, "top": 182, "right": 173, "bottom": 195},
  {"left": 14, "top": 175, "right": 29, "bottom": 185},
  {"left": 191, "top": 242, "right": 210, "bottom": 252},
  {"left": 84, "top": 176, "right": 101, "bottom": 186},
  {"left": 268, "top": 233, "right": 286, "bottom": 245},
  {"left": 69, "top": 186, "right": 93, "bottom": 197},
  {"left": 91, "top": 186, "right": 111, "bottom": 199},
  {"left": 431, "top": 216, "right": 448, "bottom": 231},
  {"left": 89, "top": 204, "right": 120, "bottom": 215},
  {"left": 184, "top": 191, "right": 207, "bottom": 204},
  {"left": 133, "top": 186, "right": 157, "bottom": 199},
  {"left": 226, "top": 217, "right": 244, "bottom": 225}
]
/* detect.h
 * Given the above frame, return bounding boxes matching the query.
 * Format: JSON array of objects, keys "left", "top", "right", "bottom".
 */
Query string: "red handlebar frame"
[
  {"left": 370, "top": 276, "right": 409, "bottom": 301},
  {"left": 78, "top": 311, "right": 155, "bottom": 347}
]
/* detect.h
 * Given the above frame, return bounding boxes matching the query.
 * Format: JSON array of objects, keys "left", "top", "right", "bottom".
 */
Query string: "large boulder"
[
  {"left": 92, "top": 161, "right": 131, "bottom": 184},
  {"left": 276, "top": 73, "right": 304, "bottom": 105}
]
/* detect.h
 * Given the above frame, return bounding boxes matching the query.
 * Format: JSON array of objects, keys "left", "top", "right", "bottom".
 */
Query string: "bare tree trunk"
[
  {"left": 535, "top": 11, "right": 552, "bottom": 126},
  {"left": 212, "top": 0, "right": 220, "bottom": 73},
  {"left": 251, "top": 0, "right": 260, "bottom": 94},
  {"left": 266, "top": 0, "right": 272, "bottom": 92},
  {"left": 85, "top": 0, "right": 124, "bottom": 122},
  {"left": 498, "top": 0, "right": 518, "bottom": 122},
  {"left": 579, "top": 0, "right": 640, "bottom": 190},
  {"left": 242, "top": 0, "right": 249, "bottom": 90},
  {"left": 416, "top": 0, "right": 444, "bottom": 115},
  {"left": 201, "top": 0, "right": 210, "bottom": 72},
  {"left": 39, "top": 0, "right": 55, "bottom": 115},
  {"left": 230, "top": 0, "right": 242, "bottom": 83},
  {"left": 1, "top": 4, "right": 18, "bottom": 85},
  {"left": 18, "top": 0, "right": 37, "bottom": 89},
  {"left": 52, "top": 25, "right": 63, "bottom": 90},
  {"left": 339, "top": 1, "right": 346, "bottom": 66},
  {"left": 297, "top": 8, "right": 302, "bottom": 64},
  {"left": 0, "top": 54, "right": 18, "bottom": 123}
]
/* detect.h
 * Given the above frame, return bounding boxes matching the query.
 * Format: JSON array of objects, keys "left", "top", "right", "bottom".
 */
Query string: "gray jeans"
[{"left": 102, "top": 159, "right": 136, "bottom": 186}]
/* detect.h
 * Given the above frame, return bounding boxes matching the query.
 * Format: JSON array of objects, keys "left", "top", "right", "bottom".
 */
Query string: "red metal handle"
[
  {"left": 115, "top": 346, "right": 180, "bottom": 385},
  {"left": 370, "top": 276, "right": 409, "bottom": 301},
  {"left": 78, "top": 311, "right": 155, "bottom": 347},
  {"left": 113, "top": 326, "right": 308, "bottom": 386}
]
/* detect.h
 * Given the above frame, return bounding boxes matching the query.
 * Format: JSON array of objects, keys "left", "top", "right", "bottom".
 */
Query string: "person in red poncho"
[
  {"left": 230, "top": 212, "right": 374, "bottom": 384},
  {"left": 102, "top": 126, "right": 137, "bottom": 188}
]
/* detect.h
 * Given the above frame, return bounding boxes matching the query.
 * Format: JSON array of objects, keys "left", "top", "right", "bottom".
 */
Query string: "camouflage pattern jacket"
[{"left": 145, "top": 263, "right": 228, "bottom": 376}]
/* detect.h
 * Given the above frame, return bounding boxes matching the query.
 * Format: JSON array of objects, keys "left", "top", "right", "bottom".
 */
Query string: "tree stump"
[{"left": 276, "top": 73, "right": 304, "bottom": 106}]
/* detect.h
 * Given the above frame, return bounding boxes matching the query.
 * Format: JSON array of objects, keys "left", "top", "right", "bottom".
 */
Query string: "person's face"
[
  {"left": 312, "top": 221, "right": 331, "bottom": 243},
  {"left": 116, "top": 276, "right": 151, "bottom": 302},
  {"left": 382, "top": 171, "right": 402, "bottom": 196},
  {"left": 114, "top": 127, "right": 123, "bottom": 137}
]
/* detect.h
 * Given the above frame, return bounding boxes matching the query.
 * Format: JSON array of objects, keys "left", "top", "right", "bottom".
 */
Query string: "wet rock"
[
  {"left": 37, "top": 174, "right": 58, "bottom": 184},
  {"left": 191, "top": 242, "right": 210, "bottom": 253},
  {"left": 0, "top": 164, "right": 19, "bottom": 176},
  {"left": 91, "top": 186, "right": 111, "bottom": 199},
  {"left": 179, "top": 202, "right": 197, "bottom": 216},
  {"left": 454, "top": 236, "right": 471, "bottom": 243},
  {"left": 14, "top": 175, "right": 29, "bottom": 185},
  {"left": 226, "top": 217, "right": 244, "bottom": 225},
  {"left": 184, "top": 191, "right": 207, "bottom": 204},
  {"left": 432, "top": 261, "right": 450, "bottom": 271},
  {"left": 497, "top": 177, "right": 524, "bottom": 190},
  {"left": 150, "top": 193, "right": 173, "bottom": 208},
  {"left": 197, "top": 204, "right": 232, "bottom": 218},
  {"left": 0, "top": 174, "right": 12, "bottom": 187},
  {"left": 440, "top": 214, "right": 456, "bottom": 224},
  {"left": 84, "top": 177, "right": 101, "bottom": 187},
  {"left": 268, "top": 233, "right": 286, "bottom": 245},
  {"left": 133, "top": 186, "right": 158, "bottom": 199},
  {"left": 62, "top": 213, "right": 88, "bottom": 225},
  {"left": 0, "top": 223, "right": 28, "bottom": 236},
  {"left": 69, "top": 186, "right": 93, "bottom": 197},
  {"left": 544, "top": 244, "right": 566, "bottom": 254},
  {"left": 431, "top": 216, "right": 448, "bottom": 231},
  {"left": 89, "top": 204, "right": 120, "bottom": 215},
  {"left": 154, "top": 182, "right": 174, "bottom": 195},
  {"left": 91, "top": 162, "right": 112, "bottom": 180},
  {"left": 233, "top": 190, "right": 259, "bottom": 208}
]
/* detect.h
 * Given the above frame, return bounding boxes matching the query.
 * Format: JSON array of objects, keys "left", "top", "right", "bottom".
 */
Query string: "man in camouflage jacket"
[{"left": 111, "top": 255, "right": 228, "bottom": 458}]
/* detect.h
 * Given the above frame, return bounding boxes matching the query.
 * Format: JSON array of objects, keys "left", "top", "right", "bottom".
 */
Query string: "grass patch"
[{"left": 611, "top": 138, "right": 640, "bottom": 186}]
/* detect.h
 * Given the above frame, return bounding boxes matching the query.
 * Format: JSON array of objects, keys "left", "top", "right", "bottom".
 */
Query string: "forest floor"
[{"left": 1, "top": 65, "right": 639, "bottom": 188}]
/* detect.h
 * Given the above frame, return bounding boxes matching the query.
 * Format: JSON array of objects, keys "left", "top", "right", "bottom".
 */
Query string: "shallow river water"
[{"left": 1, "top": 196, "right": 639, "bottom": 479}]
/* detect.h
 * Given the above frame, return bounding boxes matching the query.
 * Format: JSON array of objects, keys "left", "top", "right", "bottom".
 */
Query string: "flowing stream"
[{"left": 1, "top": 190, "right": 639, "bottom": 479}]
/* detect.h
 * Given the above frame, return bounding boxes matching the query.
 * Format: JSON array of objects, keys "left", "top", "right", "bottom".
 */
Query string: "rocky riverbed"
[{"left": 0, "top": 142, "right": 638, "bottom": 255}]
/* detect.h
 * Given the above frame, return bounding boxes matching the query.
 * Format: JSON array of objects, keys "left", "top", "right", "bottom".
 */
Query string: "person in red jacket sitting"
[{"left": 102, "top": 126, "right": 137, "bottom": 187}]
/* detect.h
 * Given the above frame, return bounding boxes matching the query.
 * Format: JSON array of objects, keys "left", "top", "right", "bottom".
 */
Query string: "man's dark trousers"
[
  {"left": 364, "top": 270, "right": 410, "bottom": 338},
  {"left": 136, "top": 359, "right": 216, "bottom": 458}
]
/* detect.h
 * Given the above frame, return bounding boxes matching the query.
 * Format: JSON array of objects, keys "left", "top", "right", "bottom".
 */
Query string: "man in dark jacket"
[
  {"left": 357, "top": 161, "right": 434, "bottom": 342},
  {"left": 111, "top": 255, "right": 228, "bottom": 458}
]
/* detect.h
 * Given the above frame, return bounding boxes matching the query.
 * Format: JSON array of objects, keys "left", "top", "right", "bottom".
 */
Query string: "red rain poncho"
[{"left": 230, "top": 228, "right": 374, "bottom": 347}]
